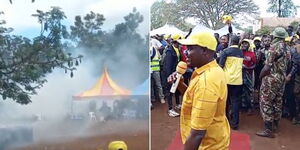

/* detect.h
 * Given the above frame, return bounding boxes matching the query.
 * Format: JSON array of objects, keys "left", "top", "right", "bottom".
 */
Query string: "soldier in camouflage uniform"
[{"left": 256, "top": 27, "right": 289, "bottom": 138}]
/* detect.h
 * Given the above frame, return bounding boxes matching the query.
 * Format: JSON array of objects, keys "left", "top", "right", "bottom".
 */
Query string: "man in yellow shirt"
[{"left": 169, "top": 32, "right": 230, "bottom": 150}]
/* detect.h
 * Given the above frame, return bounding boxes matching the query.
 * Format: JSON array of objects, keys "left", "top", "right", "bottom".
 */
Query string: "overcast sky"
[{"left": 0, "top": 0, "right": 149, "bottom": 38}]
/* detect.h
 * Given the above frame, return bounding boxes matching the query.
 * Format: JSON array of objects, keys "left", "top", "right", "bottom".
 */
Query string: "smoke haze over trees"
[{"left": 0, "top": 6, "right": 148, "bottom": 104}]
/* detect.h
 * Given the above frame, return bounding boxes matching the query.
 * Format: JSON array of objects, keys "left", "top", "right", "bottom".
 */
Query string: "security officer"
[
  {"left": 150, "top": 36, "right": 165, "bottom": 105},
  {"left": 256, "top": 27, "right": 289, "bottom": 138}
]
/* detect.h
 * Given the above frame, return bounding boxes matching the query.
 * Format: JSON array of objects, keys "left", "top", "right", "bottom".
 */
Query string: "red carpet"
[{"left": 166, "top": 130, "right": 250, "bottom": 150}]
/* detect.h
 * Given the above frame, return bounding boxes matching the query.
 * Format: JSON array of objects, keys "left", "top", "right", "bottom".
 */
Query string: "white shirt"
[{"left": 151, "top": 38, "right": 163, "bottom": 50}]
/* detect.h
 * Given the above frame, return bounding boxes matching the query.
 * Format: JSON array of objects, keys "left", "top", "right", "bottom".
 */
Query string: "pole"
[{"left": 278, "top": 0, "right": 282, "bottom": 17}]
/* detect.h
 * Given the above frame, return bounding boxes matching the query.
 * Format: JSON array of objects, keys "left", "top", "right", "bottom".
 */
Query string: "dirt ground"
[
  {"left": 8, "top": 120, "right": 149, "bottom": 150},
  {"left": 151, "top": 101, "right": 300, "bottom": 150}
]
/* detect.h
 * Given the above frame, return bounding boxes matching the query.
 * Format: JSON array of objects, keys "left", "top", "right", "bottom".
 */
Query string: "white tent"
[
  {"left": 215, "top": 25, "right": 244, "bottom": 36},
  {"left": 191, "top": 24, "right": 214, "bottom": 34},
  {"left": 150, "top": 24, "right": 184, "bottom": 36},
  {"left": 189, "top": 24, "right": 244, "bottom": 36}
]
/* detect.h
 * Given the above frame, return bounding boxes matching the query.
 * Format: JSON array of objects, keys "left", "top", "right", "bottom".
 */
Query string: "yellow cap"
[
  {"left": 253, "top": 37, "right": 261, "bottom": 41},
  {"left": 164, "top": 34, "right": 171, "bottom": 40},
  {"left": 285, "top": 36, "right": 292, "bottom": 42},
  {"left": 241, "top": 39, "right": 255, "bottom": 51},
  {"left": 171, "top": 34, "right": 182, "bottom": 41},
  {"left": 177, "top": 32, "right": 217, "bottom": 51},
  {"left": 108, "top": 141, "right": 128, "bottom": 150},
  {"left": 222, "top": 15, "right": 233, "bottom": 24}
]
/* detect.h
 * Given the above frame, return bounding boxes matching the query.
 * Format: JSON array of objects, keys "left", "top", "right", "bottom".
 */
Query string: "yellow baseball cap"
[
  {"left": 108, "top": 141, "right": 128, "bottom": 150},
  {"left": 164, "top": 34, "right": 171, "bottom": 40},
  {"left": 241, "top": 39, "right": 252, "bottom": 44},
  {"left": 241, "top": 39, "right": 255, "bottom": 51},
  {"left": 171, "top": 34, "right": 183, "bottom": 41},
  {"left": 285, "top": 36, "right": 292, "bottom": 42},
  {"left": 253, "top": 37, "right": 261, "bottom": 41},
  {"left": 177, "top": 32, "right": 217, "bottom": 51}
]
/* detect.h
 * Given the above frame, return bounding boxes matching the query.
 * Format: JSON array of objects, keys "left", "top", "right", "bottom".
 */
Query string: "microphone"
[{"left": 170, "top": 61, "right": 187, "bottom": 93}]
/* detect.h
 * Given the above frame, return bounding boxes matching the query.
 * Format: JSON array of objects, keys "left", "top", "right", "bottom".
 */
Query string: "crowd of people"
[{"left": 150, "top": 24, "right": 300, "bottom": 139}]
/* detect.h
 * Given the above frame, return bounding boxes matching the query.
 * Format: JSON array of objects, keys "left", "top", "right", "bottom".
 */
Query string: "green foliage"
[
  {"left": 9, "top": 0, "right": 35, "bottom": 4},
  {"left": 112, "top": 8, "right": 148, "bottom": 72},
  {"left": 160, "top": 0, "right": 259, "bottom": 30},
  {"left": 70, "top": 8, "right": 146, "bottom": 61},
  {"left": 1, "top": 6, "right": 147, "bottom": 104},
  {"left": 112, "top": 8, "right": 143, "bottom": 38},
  {"left": 0, "top": 7, "right": 82, "bottom": 104},
  {"left": 290, "top": 21, "right": 299, "bottom": 31},
  {"left": 243, "top": 26, "right": 253, "bottom": 34},
  {"left": 255, "top": 26, "right": 275, "bottom": 35},
  {"left": 70, "top": 8, "right": 147, "bottom": 58},
  {"left": 70, "top": 8, "right": 148, "bottom": 85},
  {"left": 70, "top": 11, "right": 105, "bottom": 50},
  {"left": 151, "top": 1, "right": 193, "bottom": 31},
  {"left": 267, "top": 0, "right": 298, "bottom": 17}
]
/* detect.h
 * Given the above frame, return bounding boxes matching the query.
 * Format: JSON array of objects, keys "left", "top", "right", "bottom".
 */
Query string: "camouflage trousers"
[{"left": 260, "top": 74, "right": 285, "bottom": 122}]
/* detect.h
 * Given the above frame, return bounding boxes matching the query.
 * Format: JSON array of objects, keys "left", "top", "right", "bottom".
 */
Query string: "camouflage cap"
[{"left": 272, "top": 27, "right": 288, "bottom": 39}]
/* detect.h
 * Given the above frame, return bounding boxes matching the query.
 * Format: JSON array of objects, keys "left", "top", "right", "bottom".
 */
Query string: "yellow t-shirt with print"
[{"left": 180, "top": 60, "right": 230, "bottom": 150}]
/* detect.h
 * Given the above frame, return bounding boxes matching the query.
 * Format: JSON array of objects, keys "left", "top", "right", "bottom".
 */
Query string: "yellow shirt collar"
[
  {"left": 192, "top": 60, "right": 218, "bottom": 78},
  {"left": 173, "top": 45, "right": 180, "bottom": 61},
  {"left": 230, "top": 45, "right": 239, "bottom": 48}
]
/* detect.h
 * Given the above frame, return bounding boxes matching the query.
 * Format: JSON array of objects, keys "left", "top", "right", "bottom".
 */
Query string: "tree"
[
  {"left": 244, "top": 26, "right": 253, "bottom": 34},
  {"left": 70, "top": 8, "right": 146, "bottom": 59},
  {"left": 9, "top": 0, "right": 35, "bottom": 4},
  {"left": 151, "top": 0, "right": 193, "bottom": 30},
  {"left": 109, "top": 8, "right": 148, "bottom": 82},
  {"left": 70, "top": 11, "right": 106, "bottom": 51},
  {"left": 0, "top": 7, "right": 82, "bottom": 104},
  {"left": 267, "top": 0, "right": 298, "bottom": 17},
  {"left": 157, "top": 0, "right": 259, "bottom": 30},
  {"left": 70, "top": 8, "right": 148, "bottom": 85},
  {"left": 110, "top": 7, "right": 145, "bottom": 57},
  {"left": 255, "top": 26, "right": 275, "bottom": 35}
]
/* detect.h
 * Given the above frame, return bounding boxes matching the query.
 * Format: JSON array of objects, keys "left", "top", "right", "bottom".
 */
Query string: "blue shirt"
[{"left": 160, "top": 40, "right": 168, "bottom": 48}]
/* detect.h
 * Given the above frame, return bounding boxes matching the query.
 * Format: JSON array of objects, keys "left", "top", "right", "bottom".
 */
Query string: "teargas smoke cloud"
[
  {"left": 0, "top": 8, "right": 149, "bottom": 150},
  {"left": 0, "top": 44, "right": 149, "bottom": 150}
]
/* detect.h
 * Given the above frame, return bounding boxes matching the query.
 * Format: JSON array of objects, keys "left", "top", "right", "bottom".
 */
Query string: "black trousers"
[
  {"left": 254, "top": 65, "right": 263, "bottom": 90},
  {"left": 166, "top": 83, "right": 180, "bottom": 110},
  {"left": 283, "top": 81, "right": 296, "bottom": 118},
  {"left": 226, "top": 84, "right": 242, "bottom": 128}
]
